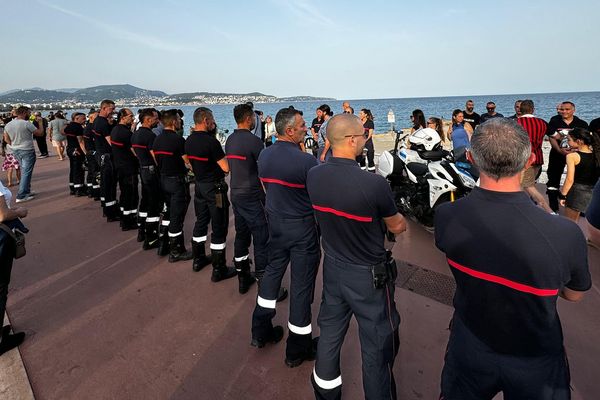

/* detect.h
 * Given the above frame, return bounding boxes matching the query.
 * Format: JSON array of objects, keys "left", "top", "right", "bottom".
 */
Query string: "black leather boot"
[
  {"left": 285, "top": 333, "right": 318, "bottom": 368},
  {"left": 210, "top": 249, "right": 237, "bottom": 282},
  {"left": 121, "top": 215, "right": 138, "bottom": 231},
  {"left": 136, "top": 216, "right": 146, "bottom": 242},
  {"left": 251, "top": 326, "right": 284, "bottom": 348},
  {"left": 235, "top": 258, "right": 256, "bottom": 294},
  {"left": 192, "top": 241, "right": 211, "bottom": 272},
  {"left": 168, "top": 234, "right": 193, "bottom": 263},
  {"left": 157, "top": 224, "right": 170, "bottom": 257},
  {"left": 143, "top": 221, "right": 160, "bottom": 250}
]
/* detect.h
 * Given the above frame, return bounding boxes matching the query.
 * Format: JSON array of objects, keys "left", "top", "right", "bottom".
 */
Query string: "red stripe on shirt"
[
  {"left": 226, "top": 155, "right": 247, "bottom": 160},
  {"left": 132, "top": 144, "right": 147, "bottom": 149},
  {"left": 153, "top": 151, "right": 173, "bottom": 156},
  {"left": 188, "top": 155, "right": 208, "bottom": 161},
  {"left": 111, "top": 141, "right": 124, "bottom": 147},
  {"left": 260, "top": 177, "right": 305, "bottom": 188},
  {"left": 447, "top": 258, "right": 559, "bottom": 297},
  {"left": 312, "top": 205, "right": 373, "bottom": 222}
]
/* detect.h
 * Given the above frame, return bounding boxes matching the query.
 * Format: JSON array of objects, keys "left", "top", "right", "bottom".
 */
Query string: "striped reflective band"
[
  {"left": 188, "top": 155, "right": 208, "bottom": 161},
  {"left": 74, "top": 184, "right": 83, "bottom": 188},
  {"left": 312, "top": 205, "right": 373, "bottom": 222},
  {"left": 122, "top": 209, "right": 138, "bottom": 215},
  {"left": 257, "top": 295, "right": 276, "bottom": 309},
  {"left": 192, "top": 236, "right": 207, "bottom": 243},
  {"left": 312, "top": 368, "right": 342, "bottom": 390},
  {"left": 138, "top": 212, "right": 148, "bottom": 218},
  {"left": 226, "top": 154, "right": 246, "bottom": 160},
  {"left": 161, "top": 220, "right": 171, "bottom": 226},
  {"left": 210, "top": 242, "right": 226, "bottom": 250},
  {"left": 260, "top": 177, "right": 305, "bottom": 189},
  {"left": 288, "top": 322, "right": 312, "bottom": 335},
  {"left": 145, "top": 217, "right": 160, "bottom": 223},
  {"left": 447, "top": 258, "right": 559, "bottom": 297},
  {"left": 105, "top": 201, "right": 117, "bottom": 207},
  {"left": 111, "top": 141, "right": 124, "bottom": 147},
  {"left": 154, "top": 151, "right": 173, "bottom": 156},
  {"left": 168, "top": 231, "right": 182, "bottom": 237},
  {"left": 234, "top": 255, "right": 249, "bottom": 262}
]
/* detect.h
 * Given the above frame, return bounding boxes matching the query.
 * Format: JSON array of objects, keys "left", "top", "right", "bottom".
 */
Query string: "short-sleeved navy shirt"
[
  {"left": 64, "top": 122, "right": 84, "bottom": 153},
  {"left": 152, "top": 130, "right": 187, "bottom": 176},
  {"left": 258, "top": 140, "right": 317, "bottom": 218},
  {"left": 110, "top": 124, "right": 138, "bottom": 174},
  {"left": 185, "top": 130, "right": 225, "bottom": 183},
  {"left": 83, "top": 123, "right": 94, "bottom": 153},
  {"left": 131, "top": 127, "right": 156, "bottom": 167},
  {"left": 435, "top": 187, "right": 591, "bottom": 357},
  {"left": 92, "top": 116, "right": 113, "bottom": 154},
  {"left": 307, "top": 157, "right": 398, "bottom": 265},
  {"left": 225, "top": 129, "right": 264, "bottom": 197},
  {"left": 586, "top": 180, "right": 600, "bottom": 229}
]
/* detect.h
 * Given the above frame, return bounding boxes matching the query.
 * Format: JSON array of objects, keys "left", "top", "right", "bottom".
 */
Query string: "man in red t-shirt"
[{"left": 516, "top": 100, "right": 552, "bottom": 213}]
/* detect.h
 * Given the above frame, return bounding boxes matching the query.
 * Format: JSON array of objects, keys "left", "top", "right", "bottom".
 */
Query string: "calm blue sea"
[{"left": 66, "top": 91, "right": 600, "bottom": 135}]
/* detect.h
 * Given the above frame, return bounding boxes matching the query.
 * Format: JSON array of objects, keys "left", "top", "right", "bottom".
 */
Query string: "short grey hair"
[
  {"left": 275, "top": 107, "right": 300, "bottom": 136},
  {"left": 470, "top": 118, "right": 531, "bottom": 180}
]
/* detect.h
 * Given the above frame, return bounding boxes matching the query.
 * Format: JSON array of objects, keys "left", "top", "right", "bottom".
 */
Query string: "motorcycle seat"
[
  {"left": 406, "top": 162, "right": 428, "bottom": 177},
  {"left": 418, "top": 150, "right": 445, "bottom": 161}
]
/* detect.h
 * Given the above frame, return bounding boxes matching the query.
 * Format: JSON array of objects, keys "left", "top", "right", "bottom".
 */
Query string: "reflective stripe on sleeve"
[
  {"left": 288, "top": 322, "right": 312, "bottom": 335},
  {"left": 312, "top": 368, "right": 342, "bottom": 390},
  {"left": 257, "top": 296, "right": 276, "bottom": 309}
]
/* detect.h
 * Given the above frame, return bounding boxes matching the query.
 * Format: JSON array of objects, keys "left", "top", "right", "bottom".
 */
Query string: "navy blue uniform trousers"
[
  {"left": 252, "top": 214, "right": 320, "bottom": 357},
  {"left": 311, "top": 253, "right": 400, "bottom": 400},
  {"left": 231, "top": 193, "right": 268, "bottom": 271}
]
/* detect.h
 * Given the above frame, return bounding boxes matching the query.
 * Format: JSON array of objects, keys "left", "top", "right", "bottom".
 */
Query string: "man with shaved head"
[{"left": 307, "top": 114, "right": 407, "bottom": 399}]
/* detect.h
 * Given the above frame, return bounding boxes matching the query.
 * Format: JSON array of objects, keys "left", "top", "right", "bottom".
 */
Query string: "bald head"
[{"left": 327, "top": 114, "right": 365, "bottom": 157}]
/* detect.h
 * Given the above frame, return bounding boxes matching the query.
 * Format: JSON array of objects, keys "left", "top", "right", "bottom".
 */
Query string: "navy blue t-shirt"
[
  {"left": 225, "top": 129, "right": 264, "bottom": 197},
  {"left": 152, "top": 130, "right": 187, "bottom": 176},
  {"left": 258, "top": 140, "right": 317, "bottom": 218},
  {"left": 92, "top": 115, "right": 113, "bottom": 154},
  {"left": 307, "top": 157, "right": 398, "bottom": 265},
  {"left": 435, "top": 187, "right": 591, "bottom": 356},
  {"left": 131, "top": 127, "right": 156, "bottom": 167}
]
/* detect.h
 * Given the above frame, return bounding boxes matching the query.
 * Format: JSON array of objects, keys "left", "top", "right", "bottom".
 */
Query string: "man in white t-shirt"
[{"left": 3, "top": 106, "right": 44, "bottom": 202}]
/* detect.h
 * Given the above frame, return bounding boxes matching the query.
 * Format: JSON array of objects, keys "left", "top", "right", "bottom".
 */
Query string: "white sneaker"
[{"left": 16, "top": 195, "right": 35, "bottom": 203}]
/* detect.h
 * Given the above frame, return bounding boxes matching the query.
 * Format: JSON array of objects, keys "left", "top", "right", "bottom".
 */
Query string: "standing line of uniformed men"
[{"left": 63, "top": 100, "right": 407, "bottom": 400}]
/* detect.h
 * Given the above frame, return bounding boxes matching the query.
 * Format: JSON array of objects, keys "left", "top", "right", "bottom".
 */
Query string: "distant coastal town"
[{"left": 0, "top": 84, "right": 334, "bottom": 111}]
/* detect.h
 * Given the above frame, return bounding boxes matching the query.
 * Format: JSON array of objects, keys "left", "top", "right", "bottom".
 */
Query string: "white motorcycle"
[{"left": 377, "top": 128, "right": 478, "bottom": 229}]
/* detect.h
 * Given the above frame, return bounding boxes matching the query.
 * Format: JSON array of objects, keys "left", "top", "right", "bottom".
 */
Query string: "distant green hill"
[{"left": 0, "top": 84, "right": 167, "bottom": 103}]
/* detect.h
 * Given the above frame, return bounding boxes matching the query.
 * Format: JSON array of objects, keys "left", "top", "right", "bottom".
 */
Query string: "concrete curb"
[{"left": 0, "top": 314, "right": 35, "bottom": 400}]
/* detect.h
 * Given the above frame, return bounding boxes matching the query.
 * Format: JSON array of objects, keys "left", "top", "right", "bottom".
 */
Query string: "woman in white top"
[{"left": 265, "top": 115, "right": 276, "bottom": 145}]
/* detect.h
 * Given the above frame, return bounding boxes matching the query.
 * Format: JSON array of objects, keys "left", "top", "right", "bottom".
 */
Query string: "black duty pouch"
[
  {"left": 214, "top": 181, "right": 228, "bottom": 209},
  {"left": 372, "top": 251, "right": 398, "bottom": 289}
]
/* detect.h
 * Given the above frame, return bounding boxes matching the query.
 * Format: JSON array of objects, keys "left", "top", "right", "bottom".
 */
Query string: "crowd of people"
[{"left": 0, "top": 95, "right": 599, "bottom": 399}]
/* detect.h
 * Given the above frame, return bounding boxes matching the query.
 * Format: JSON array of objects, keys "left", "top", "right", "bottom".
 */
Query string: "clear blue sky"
[{"left": 2, "top": 0, "right": 599, "bottom": 99}]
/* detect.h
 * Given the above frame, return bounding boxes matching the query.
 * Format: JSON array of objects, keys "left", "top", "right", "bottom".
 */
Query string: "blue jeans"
[{"left": 12, "top": 149, "right": 36, "bottom": 199}]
